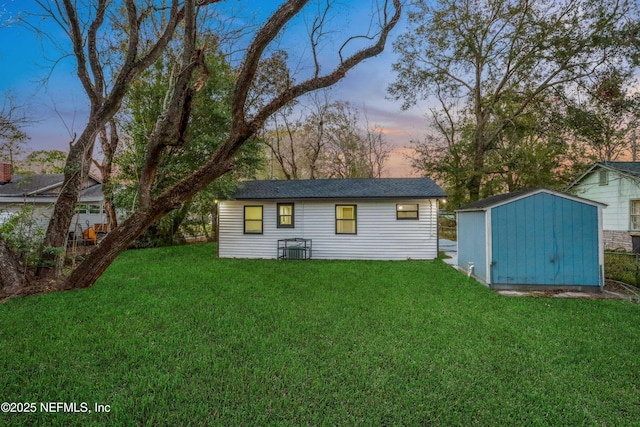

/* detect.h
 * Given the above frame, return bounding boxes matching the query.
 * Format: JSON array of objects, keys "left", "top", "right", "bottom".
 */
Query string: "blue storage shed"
[{"left": 456, "top": 189, "right": 605, "bottom": 291}]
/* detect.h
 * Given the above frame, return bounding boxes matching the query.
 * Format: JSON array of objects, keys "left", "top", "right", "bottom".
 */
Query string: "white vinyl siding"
[
  {"left": 0, "top": 200, "right": 107, "bottom": 233},
  {"left": 0, "top": 202, "right": 53, "bottom": 231},
  {"left": 572, "top": 168, "right": 640, "bottom": 231},
  {"left": 219, "top": 199, "right": 439, "bottom": 260}
]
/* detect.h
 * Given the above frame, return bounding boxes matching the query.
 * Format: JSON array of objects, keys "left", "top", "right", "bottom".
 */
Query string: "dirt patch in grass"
[{"left": 496, "top": 281, "right": 639, "bottom": 303}]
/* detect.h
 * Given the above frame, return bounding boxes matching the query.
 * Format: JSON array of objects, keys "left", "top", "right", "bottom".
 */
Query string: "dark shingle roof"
[
  {"left": 566, "top": 162, "right": 640, "bottom": 190},
  {"left": 0, "top": 174, "right": 65, "bottom": 196},
  {"left": 0, "top": 174, "right": 103, "bottom": 199},
  {"left": 598, "top": 161, "right": 640, "bottom": 178},
  {"left": 457, "top": 188, "right": 540, "bottom": 211},
  {"left": 233, "top": 178, "right": 446, "bottom": 200},
  {"left": 79, "top": 184, "right": 104, "bottom": 201}
]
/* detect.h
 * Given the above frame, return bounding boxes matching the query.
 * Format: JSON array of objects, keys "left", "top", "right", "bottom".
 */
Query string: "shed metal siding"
[
  {"left": 456, "top": 211, "right": 488, "bottom": 282},
  {"left": 490, "top": 193, "right": 600, "bottom": 286},
  {"left": 219, "top": 199, "right": 439, "bottom": 260}
]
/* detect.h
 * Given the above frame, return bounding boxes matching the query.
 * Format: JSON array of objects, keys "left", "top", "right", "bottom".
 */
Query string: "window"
[
  {"left": 89, "top": 204, "right": 102, "bottom": 214},
  {"left": 397, "top": 203, "right": 419, "bottom": 220},
  {"left": 244, "top": 206, "right": 263, "bottom": 234},
  {"left": 336, "top": 205, "right": 357, "bottom": 234},
  {"left": 277, "top": 203, "right": 294, "bottom": 228},
  {"left": 599, "top": 170, "right": 609, "bottom": 186},
  {"left": 75, "top": 204, "right": 87, "bottom": 214},
  {"left": 631, "top": 200, "right": 640, "bottom": 231}
]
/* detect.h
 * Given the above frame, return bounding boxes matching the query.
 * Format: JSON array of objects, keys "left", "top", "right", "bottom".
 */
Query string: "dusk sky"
[{"left": 0, "top": 0, "right": 430, "bottom": 177}]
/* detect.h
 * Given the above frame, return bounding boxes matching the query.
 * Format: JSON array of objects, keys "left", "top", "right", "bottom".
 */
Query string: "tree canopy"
[{"left": 391, "top": 0, "right": 638, "bottom": 204}]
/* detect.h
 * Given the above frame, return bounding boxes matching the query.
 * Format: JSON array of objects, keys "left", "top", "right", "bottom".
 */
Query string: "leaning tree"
[{"left": 0, "top": 0, "right": 401, "bottom": 297}]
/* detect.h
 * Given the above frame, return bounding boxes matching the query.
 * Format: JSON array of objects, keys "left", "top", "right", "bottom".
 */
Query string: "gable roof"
[
  {"left": 0, "top": 174, "right": 65, "bottom": 196},
  {"left": 567, "top": 162, "right": 640, "bottom": 190},
  {"left": 232, "top": 178, "right": 446, "bottom": 200},
  {"left": 0, "top": 174, "right": 102, "bottom": 198},
  {"left": 456, "top": 188, "right": 604, "bottom": 212}
]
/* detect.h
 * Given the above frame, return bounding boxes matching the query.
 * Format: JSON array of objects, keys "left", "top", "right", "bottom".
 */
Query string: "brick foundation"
[{"left": 603, "top": 230, "right": 633, "bottom": 251}]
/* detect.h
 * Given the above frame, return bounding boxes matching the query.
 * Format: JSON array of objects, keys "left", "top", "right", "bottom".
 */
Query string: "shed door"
[{"left": 490, "top": 193, "right": 600, "bottom": 286}]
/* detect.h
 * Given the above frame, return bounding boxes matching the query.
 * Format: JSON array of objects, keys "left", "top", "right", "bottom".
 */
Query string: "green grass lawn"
[{"left": 1, "top": 244, "right": 640, "bottom": 426}]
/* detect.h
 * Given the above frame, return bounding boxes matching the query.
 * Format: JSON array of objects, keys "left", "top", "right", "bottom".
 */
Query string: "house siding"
[
  {"left": 219, "top": 199, "right": 439, "bottom": 260},
  {"left": 0, "top": 202, "right": 54, "bottom": 230},
  {"left": 571, "top": 167, "right": 640, "bottom": 250},
  {"left": 490, "top": 193, "right": 600, "bottom": 287},
  {"left": 456, "top": 211, "right": 487, "bottom": 282},
  {"left": 0, "top": 200, "right": 107, "bottom": 233}
]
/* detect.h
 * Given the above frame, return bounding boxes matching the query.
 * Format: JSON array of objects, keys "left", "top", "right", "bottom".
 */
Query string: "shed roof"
[
  {"left": 457, "top": 188, "right": 604, "bottom": 212},
  {"left": 232, "top": 178, "right": 446, "bottom": 200}
]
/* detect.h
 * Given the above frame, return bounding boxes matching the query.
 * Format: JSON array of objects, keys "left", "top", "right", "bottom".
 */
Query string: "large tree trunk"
[
  {"left": 44, "top": 130, "right": 99, "bottom": 250},
  {"left": 0, "top": 236, "right": 26, "bottom": 298},
  {"left": 63, "top": 160, "right": 234, "bottom": 290},
  {"left": 100, "top": 121, "right": 120, "bottom": 231},
  {"left": 19, "top": 0, "right": 402, "bottom": 295}
]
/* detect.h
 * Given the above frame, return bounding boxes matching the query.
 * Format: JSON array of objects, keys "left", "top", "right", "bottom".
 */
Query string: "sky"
[{"left": 0, "top": 0, "right": 430, "bottom": 177}]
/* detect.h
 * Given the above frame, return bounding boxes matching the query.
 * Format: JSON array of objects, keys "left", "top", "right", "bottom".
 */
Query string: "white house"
[
  {"left": 218, "top": 178, "right": 447, "bottom": 260},
  {"left": 0, "top": 163, "right": 107, "bottom": 236},
  {"left": 567, "top": 161, "right": 640, "bottom": 251}
]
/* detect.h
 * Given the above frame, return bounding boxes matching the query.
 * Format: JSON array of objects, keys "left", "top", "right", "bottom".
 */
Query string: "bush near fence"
[{"left": 605, "top": 251, "right": 640, "bottom": 288}]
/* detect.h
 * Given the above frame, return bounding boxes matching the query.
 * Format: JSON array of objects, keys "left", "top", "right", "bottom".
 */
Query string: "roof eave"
[
  {"left": 232, "top": 195, "right": 447, "bottom": 201},
  {"left": 566, "top": 162, "right": 640, "bottom": 190},
  {"left": 456, "top": 188, "right": 606, "bottom": 212}
]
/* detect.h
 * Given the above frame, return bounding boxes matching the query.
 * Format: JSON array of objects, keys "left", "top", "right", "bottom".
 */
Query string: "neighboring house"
[
  {"left": 218, "top": 178, "right": 447, "bottom": 260},
  {"left": 456, "top": 188, "right": 604, "bottom": 291},
  {"left": 567, "top": 162, "right": 640, "bottom": 251},
  {"left": 0, "top": 163, "right": 107, "bottom": 235}
]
